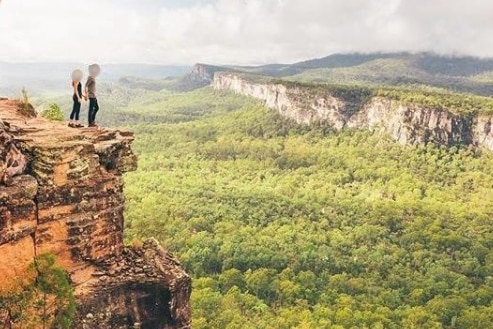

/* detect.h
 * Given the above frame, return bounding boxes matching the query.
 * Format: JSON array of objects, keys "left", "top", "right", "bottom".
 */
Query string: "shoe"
[
  {"left": 68, "top": 123, "right": 75, "bottom": 128},
  {"left": 75, "top": 124, "right": 85, "bottom": 128}
]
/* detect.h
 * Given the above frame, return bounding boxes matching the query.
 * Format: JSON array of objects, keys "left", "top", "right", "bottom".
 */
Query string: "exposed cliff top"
[{"left": 0, "top": 99, "right": 136, "bottom": 161}]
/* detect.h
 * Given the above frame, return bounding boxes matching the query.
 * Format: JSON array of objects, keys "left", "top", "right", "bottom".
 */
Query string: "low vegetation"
[
  {"left": 40, "top": 103, "right": 64, "bottom": 121},
  {"left": 374, "top": 87, "right": 493, "bottom": 114}
]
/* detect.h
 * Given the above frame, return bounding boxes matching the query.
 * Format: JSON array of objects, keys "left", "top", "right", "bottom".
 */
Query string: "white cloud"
[{"left": 0, "top": 0, "right": 493, "bottom": 65}]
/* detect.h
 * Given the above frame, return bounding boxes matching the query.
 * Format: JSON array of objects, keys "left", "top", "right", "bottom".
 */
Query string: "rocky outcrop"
[
  {"left": 0, "top": 120, "right": 28, "bottom": 185},
  {"left": 76, "top": 239, "right": 191, "bottom": 329},
  {"left": 172, "top": 64, "right": 230, "bottom": 92},
  {"left": 347, "top": 98, "right": 475, "bottom": 146},
  {"left": 0, "top": 99, "right": 191, "bottom": 329},
  {"left": 213, "top": 73, "right": 493, "bottom": 150}
]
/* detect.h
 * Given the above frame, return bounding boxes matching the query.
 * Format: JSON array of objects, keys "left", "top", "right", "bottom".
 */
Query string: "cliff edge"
[
  {"left": 213, "top": 73, "right": 493, "bottom": 151},
  {"left": 0, "top": 99, "right": 191, "bottom": 329}
]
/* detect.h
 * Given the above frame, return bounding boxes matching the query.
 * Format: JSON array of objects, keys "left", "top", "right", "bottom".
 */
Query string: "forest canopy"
[{"left": 86, "top": 86, "right": 493, "bottom": 329}]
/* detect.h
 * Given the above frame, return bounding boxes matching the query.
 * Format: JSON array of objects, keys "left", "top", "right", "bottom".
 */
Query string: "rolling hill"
[{"left": 0, "top": 62, "right": 189, "bottom": 97}]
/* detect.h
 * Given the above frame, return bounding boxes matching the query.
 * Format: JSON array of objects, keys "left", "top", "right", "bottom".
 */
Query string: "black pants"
[
  {"left": 88, "top": 98, "right": 99, "bottom": 125},
  {"left": 70, "top": 96, "right": 81, "bottom": 120}
]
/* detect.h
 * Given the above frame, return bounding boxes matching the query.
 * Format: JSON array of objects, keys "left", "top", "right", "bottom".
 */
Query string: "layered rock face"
[
  {"left": 173, "top": 63, "right": 231, "bottom": 92},
  {"left": 0, "top": 100, "right": 191, "bottom": 329},
  {"left": 213, "top": 73, "right": 493, "bottom": 150}
]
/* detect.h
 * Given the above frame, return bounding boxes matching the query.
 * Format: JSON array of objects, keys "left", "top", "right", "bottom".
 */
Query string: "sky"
[{"left": 0, "top": 0, "right": 492, "bottom": 65}]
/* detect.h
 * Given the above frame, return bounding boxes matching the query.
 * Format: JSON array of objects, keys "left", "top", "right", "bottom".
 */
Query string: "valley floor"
[{"left": 42, "top": 86, "right": 493, "bottom": 328}]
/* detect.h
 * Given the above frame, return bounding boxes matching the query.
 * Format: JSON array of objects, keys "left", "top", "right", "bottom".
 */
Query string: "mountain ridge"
[{"left": 183, "top": 52, "right": 493, "bottom": 96}]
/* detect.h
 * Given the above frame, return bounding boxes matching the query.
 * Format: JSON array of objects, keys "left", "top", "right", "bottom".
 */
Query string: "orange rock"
[
  {"left": 0, "top": 235, "right": 35, "bottom": 292},
  {"left": 0, "top": 99, "right": 191, "bottom": 329}
]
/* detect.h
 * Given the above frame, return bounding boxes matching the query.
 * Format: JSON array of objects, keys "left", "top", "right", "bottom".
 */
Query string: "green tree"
[
  {"left": 0, "top": 253, "right": 76, "bottom": 329},
  {"left": 41, "top": 103, "right": 64, "bottom": 121},
  {"left": 219, "top": 268, "right": 245, "bottom": 292},
  {"left": 402, "top": 307, "right": 442, "bottom": 329}
]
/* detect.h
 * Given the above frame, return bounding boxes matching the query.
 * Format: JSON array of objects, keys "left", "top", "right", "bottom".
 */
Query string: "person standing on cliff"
[
  {"left": 69, "top": 69, "right": 84, "bottom": 128},
  {"left": 85, "top": 64, "right": 101, "bottom": 127}
]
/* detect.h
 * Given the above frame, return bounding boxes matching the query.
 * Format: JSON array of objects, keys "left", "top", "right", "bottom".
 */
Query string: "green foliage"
[
  {"left": 0, "top": 253, "right": 76, "bottom": 329},
  {"left": 41, "top": 103, "right": 64, "bottom": 121},
  {"left": 375, "top": 87, "right": 493, "bottom": 114},
  {"left": 105, "top": 87, "right": 258, "bottom": 126},
  {"left": 118, "top": 76, "right": 176, "bottom": 91},
  {"left": 116, "top": 88, "right": 493, "bottom": 328}
]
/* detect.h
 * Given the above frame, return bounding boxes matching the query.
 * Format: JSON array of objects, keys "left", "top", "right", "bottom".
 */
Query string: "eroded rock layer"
[
  {"left": 213, "top": 73, "right": 493, "bottom": 150},
  {"left": 0, "top": 99, "right": 191, "bottom": 329}
]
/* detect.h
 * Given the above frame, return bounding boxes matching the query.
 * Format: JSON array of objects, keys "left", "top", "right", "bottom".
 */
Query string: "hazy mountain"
[
  {"left": 0, "top": 62, "right": 189, "bottom": 96},
  {"left": 285, "top": 53, "right": 493, "bottom": 95},
  {"left": 187, "top": 52, "right": 493, "bottom": 96}
]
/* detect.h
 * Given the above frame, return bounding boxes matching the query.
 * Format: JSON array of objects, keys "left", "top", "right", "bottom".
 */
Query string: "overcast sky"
[{"left": 0, "top": 0, "right": 492, "bottom": 65}]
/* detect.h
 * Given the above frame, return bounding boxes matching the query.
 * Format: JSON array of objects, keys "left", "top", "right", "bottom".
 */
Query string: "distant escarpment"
[
  {"left": 171, "top": 64, "right": 232, "bottom": 92},
  {"left": 213, "top": 73, "right": 493, "bottom": 151},
  {"left": 0, "top": 100, "right": 191, "bottom": 329}
]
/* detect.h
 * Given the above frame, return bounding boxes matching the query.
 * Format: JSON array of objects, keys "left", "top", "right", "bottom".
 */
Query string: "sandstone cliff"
[
  {"left": 173, "top": 64, "right": 231, "bottom": 92},
  {"left": 0, "top": 99, "right": 191, "bottom": 329},
  {"left": 213, "top": 73, "right": 493, "bottom": 151}
]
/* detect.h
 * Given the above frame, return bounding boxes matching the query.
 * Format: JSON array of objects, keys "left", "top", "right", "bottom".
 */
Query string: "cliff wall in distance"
[{"left": 213, "top": 72, "right": 493, "bottom": 151}]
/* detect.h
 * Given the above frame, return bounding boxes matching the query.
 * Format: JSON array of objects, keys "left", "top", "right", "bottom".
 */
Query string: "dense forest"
[{"left": 55, "top": 84, "right": 492, "bottom": 329}]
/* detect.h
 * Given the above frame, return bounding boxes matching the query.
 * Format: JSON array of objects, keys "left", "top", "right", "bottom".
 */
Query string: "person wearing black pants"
[
  {"left": 69, "top": 69, "right": 84, "bottom": 128},
  {"left": 88, "top": 97, "right": 99, "bottom": 126},
  {"left": 85, "top": 64, "right": 101, "bottom": 127}
]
